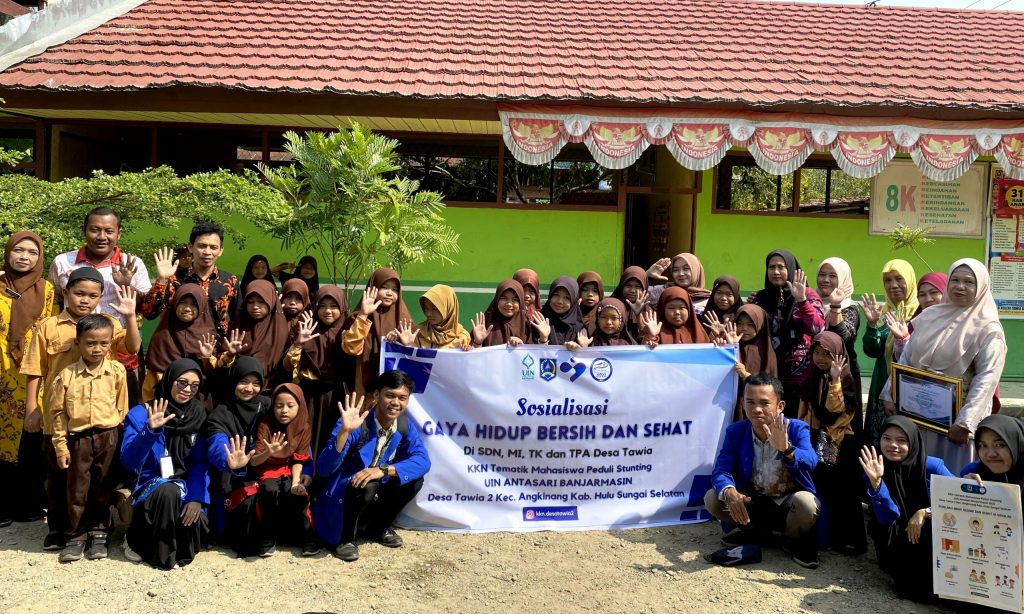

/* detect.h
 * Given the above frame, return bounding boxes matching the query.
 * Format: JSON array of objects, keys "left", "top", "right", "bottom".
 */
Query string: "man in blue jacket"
[
  {"left": 313, "top": 370, "right": 430, "bottom": 562},
  {"left": 704, "top": 372, "right": 821, "bottom": 568}
]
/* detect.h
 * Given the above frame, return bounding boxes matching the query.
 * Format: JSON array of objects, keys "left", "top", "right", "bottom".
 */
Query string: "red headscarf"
[
  {"left": 656, "top": 286, "right": 709, "bottom": 345},
  {"left": 913, "top": 272, "right": 948, "bottom": 317},
  {"left": 255, "top": 383, "right": 311, "bottom": 460},
  {"left": 513, "top": 268, "right": 540, "bottom": 320},
  {"left": 2, "top": 231, "right": 46, "bottom": 366}
]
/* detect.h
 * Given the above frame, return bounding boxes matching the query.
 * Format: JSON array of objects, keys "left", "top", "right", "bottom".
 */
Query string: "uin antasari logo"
[
  {"left": 539, "top": 358, "right": 586, "bottom": 383},
  {"left": 521, "top": 354, "right": 536, "bottom": 381}
]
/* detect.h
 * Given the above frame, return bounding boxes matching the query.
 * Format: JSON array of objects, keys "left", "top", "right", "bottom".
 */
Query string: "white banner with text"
[{"left": 382, "top": 342, "right": 737, "bottom": 532}]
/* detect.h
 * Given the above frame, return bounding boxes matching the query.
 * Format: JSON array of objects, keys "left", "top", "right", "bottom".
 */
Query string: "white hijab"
[
  {"left": 908, "top": 258, "right": 1005, "bottom": 376},
  {"left": 817, "top": 257, "right": 855, "bottom": 309}
]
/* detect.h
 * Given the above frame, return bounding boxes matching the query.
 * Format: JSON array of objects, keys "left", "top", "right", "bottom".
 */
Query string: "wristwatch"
[
  {"left": 378, "top": 463, "right": 390, "bottom": 478},
  {"left": 782, "top": 445, "right": 796, "bottom": 459}
]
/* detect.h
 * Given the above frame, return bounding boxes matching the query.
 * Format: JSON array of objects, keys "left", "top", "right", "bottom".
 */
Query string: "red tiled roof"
[{"left": 1, "top": 0, "right": 1024, "bottom": 111}]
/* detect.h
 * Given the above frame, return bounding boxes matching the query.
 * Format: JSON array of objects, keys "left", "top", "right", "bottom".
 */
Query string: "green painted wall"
[
  {"left": 690, "top": 170, "right": 1024, "bottom": 379},
  {"left": 134, "top": 207, "right": 625, "bottom": 332}
]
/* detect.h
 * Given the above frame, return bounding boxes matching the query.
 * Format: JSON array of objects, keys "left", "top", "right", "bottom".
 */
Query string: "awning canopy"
[{"left": 499, "top": 104, "right": 1024, "bottom": 181}]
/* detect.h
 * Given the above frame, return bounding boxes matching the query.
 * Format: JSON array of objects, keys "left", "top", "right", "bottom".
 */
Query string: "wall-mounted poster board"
[
  {"left": 988, "top": 165, "right": 1024, "bottom": 318},
  {"left": 870, "top": 159, "right": 988, "bottom": 239}
]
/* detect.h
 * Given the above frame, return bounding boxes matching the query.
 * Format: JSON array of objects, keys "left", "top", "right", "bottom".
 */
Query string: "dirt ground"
[{"left": 0, "top": 517, "right": 953, "bottom": 614}]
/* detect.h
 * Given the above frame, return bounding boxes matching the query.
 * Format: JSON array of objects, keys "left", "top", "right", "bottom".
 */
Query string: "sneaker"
[
  {"left": 792, "top": 552, "right": 820, "bottom": 569},
  {"left": 335, "top": 542, "right": 359, "bottom": 562},
  {"left": 85, "top": 537, "right": 108, "bottom": 560},
  {"left": 43, "top": 531, "right": 65, "bottom": 551},
  {"left": 259, "top": 543, "right": 277, "bottom": 558},
  {"left": 302, "top": 542, "right": 322, "bottom": 557},
  {"left": 376, "top": 528, "right": 403, "bottom": 548},
  {"left": 59, "top": 541, "right": 86, "bottom": 563},
  {"left": 123, "top": 541, "right": 143, "bottom": 563},
  {"left": 0, "top": 517, "right": 11, "bottom": 528}
]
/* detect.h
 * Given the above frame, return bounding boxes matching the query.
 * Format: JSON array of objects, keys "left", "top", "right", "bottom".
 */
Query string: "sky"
[{"left": 765, "top": 0, "right": 1024, "bottom": 10}]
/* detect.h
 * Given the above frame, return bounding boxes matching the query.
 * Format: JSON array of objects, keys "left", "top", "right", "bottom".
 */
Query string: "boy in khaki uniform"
[
  {"left": 45, "top": 314, "right": 129, "bottom": 562},
  {"left": 20, "top": 267, "right": 139, "bottom": 550}
]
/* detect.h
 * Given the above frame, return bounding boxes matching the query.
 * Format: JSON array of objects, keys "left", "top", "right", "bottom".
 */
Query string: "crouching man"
[
  {"left": 313, "top": 370, "right": 430, "bottom": 562},
  {"left": 704, "top": 372, "right": 821, "bottom": 568}
]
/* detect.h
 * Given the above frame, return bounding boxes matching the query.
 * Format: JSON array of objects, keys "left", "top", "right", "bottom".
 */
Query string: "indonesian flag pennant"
[
  {"left": 891, "top": 128, "right": 920, "bottom": 153},
  {"left": 561, "top": 115, "right": 591, "bottom": 142},
  {"left": 585, "top": 122, "right": 648, "bottom": 169},
  {"left": 503, "top": 117, "right": 566, "bottom": 165},
  {"left": 995, "top": 134, "right": 1024, "bottom": 180},
  {"left": 811, "top": 128, "right": 838, "bottom": 149},
  {"left": 974, "top": 132, "right": 1002, "bottom": 156},
  {"left": 748, "top": 127, "right": 812, "bottom": 175},
  {"left": 910, "top": 134, "right": 978, "bottom": 182},
  {"left": 831, "top": 131, "right": 895, "bottom": 179},
  {"left": 728, "top": 121, "right": 756, "bottom": 146},
  {"left": 665, "top": 123, "right": 730, "bottom": 171},
  {"left": 642, "top": 120, "right": 675, "bottom": 145}
]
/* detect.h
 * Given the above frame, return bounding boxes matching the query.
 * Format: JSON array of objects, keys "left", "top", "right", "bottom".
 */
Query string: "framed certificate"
[{"left": 891, "top": 364, "right": 964, "bottom": 434}]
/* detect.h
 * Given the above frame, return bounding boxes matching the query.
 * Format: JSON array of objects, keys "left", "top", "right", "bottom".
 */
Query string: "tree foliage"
[
  {"left": 0, "top": 165, "right": 290, "bottom": 263},
  {"left": 259, "top": 123, "right": 460, "bottom": 293},
  {"left": 887, "top": 223, "right": 935, "bottom": 271}
]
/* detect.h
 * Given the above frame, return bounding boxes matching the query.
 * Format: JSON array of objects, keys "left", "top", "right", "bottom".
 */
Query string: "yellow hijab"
[
  {"left": 417, "top": 285, "right": 471, "bottom": 349},
  {"left": 880, "top": 259, "right": 919, "bottom": 365}
]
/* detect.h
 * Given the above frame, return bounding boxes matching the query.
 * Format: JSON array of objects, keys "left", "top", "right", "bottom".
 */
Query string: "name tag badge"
[{"left": 159, "top": 455, "right": 174, "bottom": 479}]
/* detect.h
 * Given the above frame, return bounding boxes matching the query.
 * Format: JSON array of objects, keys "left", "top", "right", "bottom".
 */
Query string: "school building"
[{"left": 0, "top": 0, "right": 1023, "bottom": 374}]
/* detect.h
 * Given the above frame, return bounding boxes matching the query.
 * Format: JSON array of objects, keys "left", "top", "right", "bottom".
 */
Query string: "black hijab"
[
  {"left": 974, "top": 415, "right": 1024, "bottom": 487},
  {"left": 282, "top": 255, "right": 319, "bottom": 296},
  {"left": 204, "top": 356, "right": 268, "bottom": 442},
  {"left": 540, "top": 276, "right": 585, "bottom": 345},
  {"left": 879, "top": 416, "right": 929, "bottom": 528},
  {"left": 240, "top": 254, "right": 275, "bottom": 292},
  {"left": 759, "top": 249, "right": 800, "bottom": 352},
  {"left": 153, "top": 359, "right": 207, "bottom": 477}
]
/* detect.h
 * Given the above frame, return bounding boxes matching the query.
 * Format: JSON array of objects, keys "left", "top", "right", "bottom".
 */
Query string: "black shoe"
[
  {"left": 59, "top": 541, "right": 86, "bottom": 563},
  {"left": 85, "top": 537, "right": 108, "bottom": 560},
  {"left": 259, "top": 543, "right": 277, "bottom": 558},
  {"left": 43, "top": 531, "right": 65, "bottom": 551},
  {"left": 375, "top": 528, "right": 403, "bottom": 548},
  {"left": 721, "top": 528, "right": 758, "bottom": 546},
  {"left": 302, "top": 542, "right": 321, "bottom": 557},
  {"left": 792, "top": 551, "right": 820, "bottom": 569},
  {"left": 0, "top": 517, "right": 11, "bottom": 528},
  {"left": 335, "top": 542, "right": 359, "bottom": 562}
]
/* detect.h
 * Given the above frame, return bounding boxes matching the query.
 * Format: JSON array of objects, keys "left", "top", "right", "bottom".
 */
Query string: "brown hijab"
[
  {"left": 801, "top": 331, "right": 858, "bottom": 439},
  {"left": 591, "top": 298, "right": 635, "bottom": 346},
  {"left": 577, "top": 271, "right": 604, "bottom": 334},
  {"left": 3, "top": 231, "right": 47, "bottom": 366},
  {"left": 672, "top": 253, "right": 711, "bottom": 301},
  {"left": 145, "top": 283, "right": 218, "bottom": 373},
  {"left": 300, "top": 285, "right": 350, "bottom": 381},
  {"left": 735, "top": 304, "right": 777, "bottom": 377},
  {"left": 281, "top": 278, "right": 311, "bottom": 319},
  {"left": 513, "top": 268, "right": 540, "bottom": 320},
  {"left": 365, "top": 268, "right": 412, "bottom": 362},
  {"left": 483, "top": 279, "right": 528, "bottom": 346},
  {"left": 229, "top": 279, "right": 290, "bottom": 378},
  {"left": 255, "top": 383, "right": 312, "bottom": 460},
  {"left": 656, "top": 286, "right": 709, "bottom": 345}
]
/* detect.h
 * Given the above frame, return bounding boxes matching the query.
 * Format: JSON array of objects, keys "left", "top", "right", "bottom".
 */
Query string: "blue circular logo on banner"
[{"left": 590, "top": 358, "right": 613, "bottom": 382}]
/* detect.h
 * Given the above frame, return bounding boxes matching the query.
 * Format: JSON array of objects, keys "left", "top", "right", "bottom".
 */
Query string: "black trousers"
[
  {"left": 127, "top": 482, "right": 207, "bottom": 570},
  {"left": 341, "top": 477, "right": 423, "bottom": 543},
  {"left": 257, "top": 476, "right": 315, "bottom": 547},
  {"left": 0, "top": 429, "right": 46, "bottom": 520},
  {"left": 870, "top": 518, "right": 936, "bottom": 602},
  {"left": 811, "top": 432, "right": 868, "bottom": 552},
  {"left": 224, "top": 490, "right": 260, "bottom": 558}
]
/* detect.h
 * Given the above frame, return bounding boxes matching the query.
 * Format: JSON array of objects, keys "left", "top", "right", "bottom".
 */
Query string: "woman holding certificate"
[{"left": 881, "top": 258, "right": 1006, "bottom": 471}]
